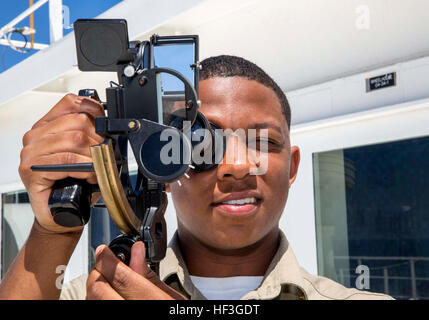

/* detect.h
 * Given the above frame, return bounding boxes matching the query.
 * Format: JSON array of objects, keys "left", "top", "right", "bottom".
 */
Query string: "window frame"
[{"left": 0, "top": 182, "right": 26, "bottom": 278}]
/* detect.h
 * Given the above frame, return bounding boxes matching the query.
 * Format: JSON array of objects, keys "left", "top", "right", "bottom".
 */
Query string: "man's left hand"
[{"left": 86, "top": 241, "right": 187, "bottom": 300}]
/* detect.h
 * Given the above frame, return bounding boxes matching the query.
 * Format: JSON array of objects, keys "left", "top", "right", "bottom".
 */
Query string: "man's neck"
[{"left": 177, "top": 228, "right": 280, "bottom": 278}]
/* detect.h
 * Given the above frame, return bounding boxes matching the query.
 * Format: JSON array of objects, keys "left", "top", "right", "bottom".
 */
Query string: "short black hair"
[{"left": 199, "top": 55, "right": 291, "bottom": 129}]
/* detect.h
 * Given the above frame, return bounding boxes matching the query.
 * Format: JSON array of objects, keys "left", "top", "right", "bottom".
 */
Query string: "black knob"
[
  {"left": 78, "top": 89, "right": 101, "bottom": 102},
  {"left": 108, "top": 235, "right": 138, "bottom": 265},
  {"left": 48, "top": 178, "right": 91, "bottom": 227}
]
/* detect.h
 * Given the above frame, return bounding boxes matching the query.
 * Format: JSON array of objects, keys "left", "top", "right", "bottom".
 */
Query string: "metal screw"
[
  {"left": 191, "top": 61, "right": 202, "bottom": 70},
  {"left": 139, "top": 76, "right": 148, "bottom": 86},
  {"left": 116, "top": 252, "right": 126, "bottom": 262},
  {"left": 186, "top": 100, "right": 193, "bottom": 109},
  {"left": 128, "top": 120, "right": 140, "bottom": 132}
]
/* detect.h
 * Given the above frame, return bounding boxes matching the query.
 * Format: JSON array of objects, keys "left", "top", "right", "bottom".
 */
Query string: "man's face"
[{"left": 167, "top": 77, "right": 300, "bottom": 250}]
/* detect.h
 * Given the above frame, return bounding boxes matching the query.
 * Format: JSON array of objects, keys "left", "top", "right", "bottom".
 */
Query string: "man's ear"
[
  {"left": 165, "top": 183, "right": 171, "bottom": 193},
  {"left": 289, "top": 146, "right": 300, "bottom": 186}
]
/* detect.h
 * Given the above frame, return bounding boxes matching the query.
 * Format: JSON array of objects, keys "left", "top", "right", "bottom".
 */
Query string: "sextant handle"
[
  {"left": 47, "top": 89, "right": 102, "bottom": 228},
  {"left": 48, "top": 177, "right": 92, "bottom": 227}
]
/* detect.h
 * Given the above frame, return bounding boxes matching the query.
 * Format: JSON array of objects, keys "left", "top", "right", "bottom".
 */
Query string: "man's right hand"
[{"left": 19, "top": 93, "right": 105, "bottom": 234}]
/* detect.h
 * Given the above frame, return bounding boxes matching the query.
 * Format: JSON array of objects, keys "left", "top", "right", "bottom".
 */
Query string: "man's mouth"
[
  {"left": 220, "top": 197, "right": 258, "bottom": 205},
  {"left": 212, "top": 193, "right": 262, "bottom": 216}
]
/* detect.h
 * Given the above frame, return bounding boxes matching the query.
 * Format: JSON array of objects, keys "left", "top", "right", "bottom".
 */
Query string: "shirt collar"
[
  {"left": 159, "top": 230, "right": 308, "bottom": 300},
  {"left": 241, "top": 230, "right": 307, "bottom": 300},
  {"left": 160, "top": 232, "right": 206, "bottom": 299}
]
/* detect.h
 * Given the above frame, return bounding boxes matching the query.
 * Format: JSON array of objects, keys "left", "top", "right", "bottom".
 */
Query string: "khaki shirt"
[{"left": 60, "top": 230, "right": 394, "bottom": 300}]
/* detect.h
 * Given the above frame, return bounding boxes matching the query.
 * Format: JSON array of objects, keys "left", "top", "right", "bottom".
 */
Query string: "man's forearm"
[{"left": 0, "top": 219, "right": 82, "bottom": 300}]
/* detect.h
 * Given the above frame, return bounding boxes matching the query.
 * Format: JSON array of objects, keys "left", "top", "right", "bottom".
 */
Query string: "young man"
[{"left": 0, "top": 55, "right": 392, "bottom": 300}]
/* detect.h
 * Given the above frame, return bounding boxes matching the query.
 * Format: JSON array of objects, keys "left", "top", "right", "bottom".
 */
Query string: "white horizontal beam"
[
  {"left": 0, "top": 38, "right": 49, "bottom": 50},
  {"left": 291, "top": 96, "right": 429, "bottom": 135}
]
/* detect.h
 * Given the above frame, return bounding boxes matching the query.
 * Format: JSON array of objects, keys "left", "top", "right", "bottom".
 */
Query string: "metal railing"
[
  {"left": 0, "top": 0, "right": 63, "bottom": 51},
  {"left": 334, "top": 255, "right": 429, "bottom": 299}
]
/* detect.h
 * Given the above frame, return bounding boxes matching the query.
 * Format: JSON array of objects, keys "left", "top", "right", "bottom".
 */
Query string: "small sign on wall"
[{"left": 366, "top": 72, "right": 396, "bottom": 92}]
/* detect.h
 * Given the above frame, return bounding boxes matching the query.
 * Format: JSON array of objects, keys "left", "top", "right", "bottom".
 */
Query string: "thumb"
[
  {"left": 129, "top": 241, "right": 146, "bottom": 275},
  {"left": 129, "top": 241, "right": 188, "bottom": 300},
  {"left": 129, "top": 241, "right": 161, "bottom": 280}
]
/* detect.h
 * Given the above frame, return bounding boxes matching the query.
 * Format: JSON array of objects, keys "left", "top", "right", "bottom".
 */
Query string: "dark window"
[
  {"left": 313, "top": 136, "right": 429, "bottom": 300},
  {"left": 88, "top": 206, "right": 121, "bottom": 271}
]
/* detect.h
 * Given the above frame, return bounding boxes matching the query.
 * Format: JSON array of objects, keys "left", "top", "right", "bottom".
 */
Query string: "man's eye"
[
  {"left": 247, "top": 138, "right": 279, "bottom": 152},
  {"left": 255, "top": 138, "right": 277, "bottom": 145}
]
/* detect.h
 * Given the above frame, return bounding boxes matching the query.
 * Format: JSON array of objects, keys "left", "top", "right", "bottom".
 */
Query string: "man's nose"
[{"left": 216, "top": 133, "right": 254, "bottom": 180}]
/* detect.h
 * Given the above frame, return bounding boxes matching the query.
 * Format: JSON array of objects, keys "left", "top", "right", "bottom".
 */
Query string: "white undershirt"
[{"left": 190, "top": 275, "right": 264, "bottom": 300}]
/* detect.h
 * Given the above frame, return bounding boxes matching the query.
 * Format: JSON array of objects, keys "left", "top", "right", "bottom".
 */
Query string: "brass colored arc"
[{"left": 90, "top": 139, "right": 141, "bottom": 235}]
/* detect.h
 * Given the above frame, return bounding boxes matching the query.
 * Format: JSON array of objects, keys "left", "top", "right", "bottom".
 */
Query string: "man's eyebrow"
[{"left": 248, "top": 122, "right": 283, "bottom": 133}]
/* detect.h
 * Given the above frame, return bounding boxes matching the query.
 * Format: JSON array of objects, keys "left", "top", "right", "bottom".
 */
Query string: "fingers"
[
  {"left": 95, "top": 244, "right": 174, "bottom": 300},
  {"left": 90, "top": 242, "right": 190, "bottom": 300},
  {"left": 18, "top": 151, "right": 98, "bottom": 233},
  {"left": 19, "top": 152, "right": 98, "bottom": 189},
  {"left": 86, "top": 269, "right": 124, "bottom": 300},
  {"left": 129, "top": 241, "right": 188, "bottom": 300},
  {"left": 32, "top": 94, "right": 104, "bottom": 130},
  {"left": 18, "top": 93, "right": 105, "bottom": 233},
  {"left": 23, "top": 112, "right": 104, "bottom": 147},
  {"left": 20, "top": 95, "right": 105, "bottom": 188},
  {"left": 22, "top": 132, "right": 100, "bottom": 162}
]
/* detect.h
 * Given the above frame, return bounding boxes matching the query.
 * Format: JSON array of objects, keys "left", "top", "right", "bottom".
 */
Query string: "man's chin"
[{"left": 198, "top": 229, "right": 269, "bottom": 253}]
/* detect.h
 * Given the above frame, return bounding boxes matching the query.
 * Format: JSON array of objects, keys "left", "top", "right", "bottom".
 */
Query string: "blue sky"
[{"left": 0, "top": 0, "right": 123, "bottom": 72}]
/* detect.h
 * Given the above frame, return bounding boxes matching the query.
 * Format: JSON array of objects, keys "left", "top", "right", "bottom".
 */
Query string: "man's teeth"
[{"left": 222, "top": 197, "right": 257, "bottom": 205}]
